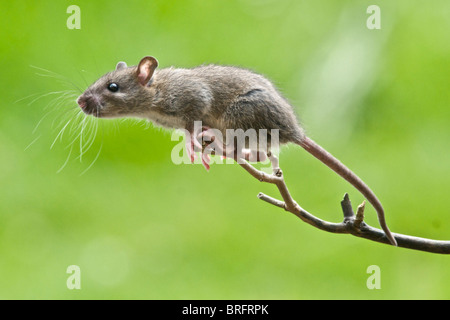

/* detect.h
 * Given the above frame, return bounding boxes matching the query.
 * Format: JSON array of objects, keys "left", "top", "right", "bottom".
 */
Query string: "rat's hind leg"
[
  {"left": 190, "top": 125, "right": 271, "bottom": 169},
  {"left": 198, "top": 129, "right": 269, "bottom": 164}
]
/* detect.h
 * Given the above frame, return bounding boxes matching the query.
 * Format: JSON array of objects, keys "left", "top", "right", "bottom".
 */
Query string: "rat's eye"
[{"left": 107, "top": 82, "right": 119, "bottom": 92}]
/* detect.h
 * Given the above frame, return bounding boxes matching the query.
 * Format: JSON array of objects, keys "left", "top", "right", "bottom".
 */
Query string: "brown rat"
[{"left": 77, "top": 56, "right": 397, "bottom": 246}]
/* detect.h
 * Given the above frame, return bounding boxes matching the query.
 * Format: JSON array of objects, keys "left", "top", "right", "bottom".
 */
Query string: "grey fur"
[
  {"left": 115, "top": 61, "right": 127, "bottom": 71},
  {"left": 78, "top": 59, "right": 304, "bottom": 146}
]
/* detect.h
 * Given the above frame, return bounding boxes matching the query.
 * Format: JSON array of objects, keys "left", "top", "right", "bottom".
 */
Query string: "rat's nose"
[{"left": 77, "top": 96, "right": 86, "bottom": 109}]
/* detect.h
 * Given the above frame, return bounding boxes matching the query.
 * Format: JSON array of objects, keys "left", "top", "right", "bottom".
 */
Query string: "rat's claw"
[
  {"left": 191, "top": 125, "right": 209, "bottom": 152},
  {"left": 197, "top": 126, "right": 213, "bottom": 170},
  {"left": 201, "top": 153, "right": 211, "bottom": 171},
  {"left": 192, "top": 134, "right": 204, "bottom": 152},
  {"left": 185, "top": 137, "right": 198, "bottom": 163}
]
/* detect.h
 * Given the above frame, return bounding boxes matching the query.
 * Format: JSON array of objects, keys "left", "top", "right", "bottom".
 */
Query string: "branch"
[
  {"left": 197, "top": 129, "right": 449, "bottom": 254},
  {"left": 238, "top": 156, "right": 450, "bottom": 254}
]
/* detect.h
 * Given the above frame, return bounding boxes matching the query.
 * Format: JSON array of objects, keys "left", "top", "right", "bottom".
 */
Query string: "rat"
[{"left": 76, "top": 56, "right": 397, "bottom": 246}]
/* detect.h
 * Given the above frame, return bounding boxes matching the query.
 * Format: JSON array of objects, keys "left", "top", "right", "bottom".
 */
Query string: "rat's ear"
[
  {"left": 116, "top": 61, "right": 127, "bottom": 71},
  {"left": 136, "top": 56, "right": 158, "bottom": 86}
]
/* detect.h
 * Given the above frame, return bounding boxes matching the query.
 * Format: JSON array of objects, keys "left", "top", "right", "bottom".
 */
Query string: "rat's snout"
[
  {"left": 77, "top": 94, "right": 102, "bottom": 116},
  {"left": 77, "top": 96, "right": 86, "bottom": 109}
]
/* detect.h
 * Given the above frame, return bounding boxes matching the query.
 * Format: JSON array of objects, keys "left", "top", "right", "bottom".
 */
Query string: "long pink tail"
[{"left": 298, "top": 137, "right": 397, "bottom": 246}]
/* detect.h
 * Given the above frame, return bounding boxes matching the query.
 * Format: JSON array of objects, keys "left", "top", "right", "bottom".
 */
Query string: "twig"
[
  {"left": 197, "top": 130, "right": 450, "bottom": 254},
  {"left": 238, "top": 157, "right": 450, "bottom": 254}
]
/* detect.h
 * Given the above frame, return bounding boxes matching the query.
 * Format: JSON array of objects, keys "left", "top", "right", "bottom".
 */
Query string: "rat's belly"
[{"left": 146, "top": 110, "right": 186, "bottom": 129}]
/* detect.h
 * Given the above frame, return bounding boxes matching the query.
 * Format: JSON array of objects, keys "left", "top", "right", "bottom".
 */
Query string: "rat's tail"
[{"left": 297, "top": 136, "right": 397, "bottom": 246}]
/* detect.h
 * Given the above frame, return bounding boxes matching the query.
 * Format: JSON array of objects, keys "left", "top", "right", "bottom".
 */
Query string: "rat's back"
[{"left": 187, "top": 64, "right": 304, "bottom": 144}]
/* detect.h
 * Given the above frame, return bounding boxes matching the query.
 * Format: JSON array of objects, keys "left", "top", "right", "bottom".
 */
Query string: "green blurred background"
[{"left": 0, "top": 0, "right": 449, "bottom": 299}]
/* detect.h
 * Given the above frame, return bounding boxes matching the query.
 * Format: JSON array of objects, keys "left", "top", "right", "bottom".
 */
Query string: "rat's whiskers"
[{"left": 30, "top": 65, "right": 84, "bottom": 94}]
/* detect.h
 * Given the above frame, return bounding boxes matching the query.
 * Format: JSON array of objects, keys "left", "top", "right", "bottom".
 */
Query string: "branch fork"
[
  {"left": 237, "top": 154, "right": 450, "bottom": 254},
  {"left": 197, "top": 130, "right": 450, "bottom": 254}
]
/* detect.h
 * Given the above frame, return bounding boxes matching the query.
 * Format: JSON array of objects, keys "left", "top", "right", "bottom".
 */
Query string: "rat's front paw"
[{"left": 185, "top": 126, "right": 215, "bottom": 171}]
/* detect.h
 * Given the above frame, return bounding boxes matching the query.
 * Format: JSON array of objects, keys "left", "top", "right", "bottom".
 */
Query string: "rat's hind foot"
[
  {"left": 239, "top": 149, "right": 267, "bottom": 163},
  {"left": 185, "top": 125, "right": 270, "bottom": 170}
]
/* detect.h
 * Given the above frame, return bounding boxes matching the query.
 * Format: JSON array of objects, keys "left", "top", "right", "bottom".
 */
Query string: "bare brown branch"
[{"left": 238, "top": 157, "right": 450, "bottom": 255}]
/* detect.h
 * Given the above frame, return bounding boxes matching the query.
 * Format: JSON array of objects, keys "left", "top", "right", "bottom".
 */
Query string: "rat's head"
[{"left": 77, "top": 56, "right": 158, "bottom": 118}]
